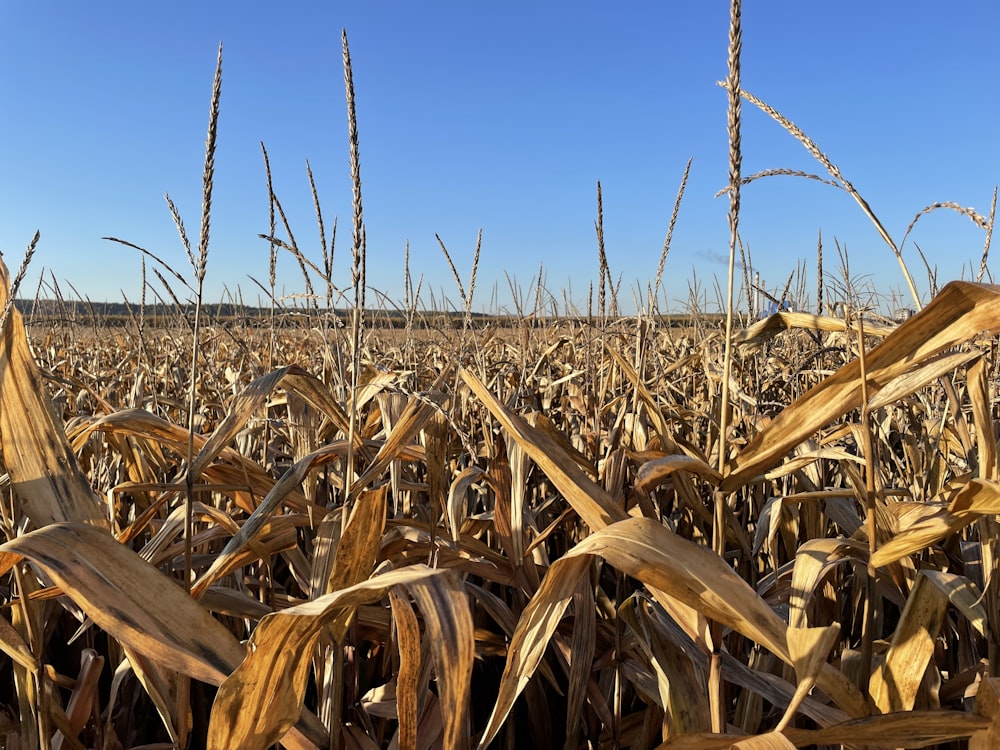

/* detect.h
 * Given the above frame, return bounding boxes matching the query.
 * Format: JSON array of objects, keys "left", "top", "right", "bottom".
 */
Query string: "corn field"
[{"left": 2, "top": 3, "right": 1000, "bottom": 749}]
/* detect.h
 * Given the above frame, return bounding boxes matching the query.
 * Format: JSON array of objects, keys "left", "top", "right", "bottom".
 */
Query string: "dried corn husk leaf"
[
  {"left": 968, "top": 356, "right": 997, "bottom": 482},
  {"left": 788, "top": 538, "right": 868, "bottom": 629},
  {"left": 635, "top": 455, "right": 722, "bottom": 494},
  {"left": 351, "top": 375, "right": 447, "bottom": 495},
  {"left": 327, "top": 485, "right": 388, "bottom": 596},
  {"left": 775, "top": 624, "right": 840, "bottom": 731},
  {"left": 725, "top": 281, "right": 1000, "bottom": 491},
  {"left": 866, "top": 349, "right": 981, "bottom": 411},
  {"left": 729, "top": 732, "right": 796, "bottom": 749},
  {"left": 872, "top": 479, "right": 1000, "bottom": 567},
  {"left": 192, "top": 443, "right": 350, "bottom": 596},
  {"left": 565, "top": 579, "right": 596, "bottom": 749},
  {"left": 921, "top": 569, "right": 988, "bottom": 637},
  {"left": 661, "top": 710, "right": 988, "bottom": 749},
  {"left": 478, "top": 517, "right": 865, "bottom": 749},
  {"left": 870, "top": 571, "right": 948, "bottom": 712},
  {"left": 388, "top": 587, "right": 420, "bottom": 750},
  {"left": 0, "top": 610, "right": 38, "bottom": 672},
  {"left": 461, "top": 368, "right": 626, "bottom": 530},
  {"left": 620, "top": 595, "right": 711, "bottom": 737},
  {"left": 971, "top": 677, "right": 1000, "bottom": 750},
  {"left": 735, "top": 310, "right": 896, "bottom": 348},
  {"left": 207, "top": 565, "right": 471, "bottom": 750},
  {"left": 0, "top": 260, "right": 107, "bottom": 528},
  {"left": 52, "top": 648, "right": 103, "bottom": 750},
  {"left": 447, "top": 466, "right": 487, "bottom": 543},
  {"left": 0, "top": 523, "right": 244, "bottom": 685}
]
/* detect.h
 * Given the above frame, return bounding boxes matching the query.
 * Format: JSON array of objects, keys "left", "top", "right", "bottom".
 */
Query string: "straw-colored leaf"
[
  {"left": 775, "top": 624, "right": 840, "bottom": 731},
  {"left": 327, "top": 484, "right": 388, "bottom": 596},
  {"left": 734, "top": 310, "right": 895, "bottom": 348},
  {"left": 661, "top": 710, "right": 989, "bottom": 749},
  {"left": 872, "top": 479, "right": 1000, "bottom": 567},
  {"left": 0, "top": 260, "right": 107, "bottom": 528},
  {"left": 351, "top": 375, "right": 447, "bottom": 495},
  {"left": 968, "top": 355, "right": 997, "bottom": 481},
  {"left": 866, "top": 349, "right": 981, "bottom": 411},
  {"left": 447, "top": 466, "right": 487, "bottom": 543},
  {"left": 207, "top": 565, "right": 471, "bottom": 750},
  {"left": 0, "top": 523, "right": 244, "bottom": 684},
  {"left": 0, "top": 610, "right": 38, "bottom": 673},
  {"left": 461, "top": 368, "right": 627, "bottom": 530},
  {"left": 565, "top": 579, "right": 596, "bottom": 748},
  {"left": 725, "top": 281, "right": 1000, "bottom": 491},
  {"left": 479, "top": 517, "right": 866, "bottom": 748},
  {"left": 620, "top": 595, "right": 711, "bottom": 737},
  {"left": 788, "top": 538, "right": 867, "bottom": 629},
  {"left": 635, "top": 454, "right": 722, "bottom": 494},
  {"left": 192, "top": 443, "right": 349, "bottom": 596},
  {"left": 388, "top": 587, "right": 420, "bottom": 750},
  {"left": 729, "top": 731, "right": 796, "bottom": 749},
  {"left": 870, "top": 572, "right": 948, "bottom": 712},
  {"left": 972, "top": 677, "right": 1000, "bottom": 750},
  {"left": 920, "top": 569, "right": 988, "bottom": 637}
]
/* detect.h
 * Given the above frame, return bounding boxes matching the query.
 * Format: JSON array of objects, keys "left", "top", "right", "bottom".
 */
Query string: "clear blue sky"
[{"left": 1, "top": 2, "right": 997, "bottom": 314}]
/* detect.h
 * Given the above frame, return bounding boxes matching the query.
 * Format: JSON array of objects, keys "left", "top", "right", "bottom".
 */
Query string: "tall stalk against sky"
[
  {"left": 711, "top": 0, "right": 742, "bottom": 734},
  {"left": 182, "top": 43, "right": 222, "bottom": 592}
]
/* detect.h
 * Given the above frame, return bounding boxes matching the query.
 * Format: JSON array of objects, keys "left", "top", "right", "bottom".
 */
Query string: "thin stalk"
[
  {"left": 712, "top": 0, "right": 742, "bottom": 734},
  {"left": 596, "top": 181, "right": 608, "bottom": 324},
  {"left": 0, "top": 231, "right": 39, "bottom": 335},
  {"left": 857, "top": 313, "right": 878, "bottom": 695},
  {"left": 184, "top": 42, "right": 222, "bottom": 591},
  {"left": 343, "top": 28, "right": 365, "bottom": 515}
]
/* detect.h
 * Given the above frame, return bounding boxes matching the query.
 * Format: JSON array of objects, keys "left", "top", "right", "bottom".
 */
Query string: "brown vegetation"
[{"left": 1, "top": 3, "right": 999, "bottom": 749}]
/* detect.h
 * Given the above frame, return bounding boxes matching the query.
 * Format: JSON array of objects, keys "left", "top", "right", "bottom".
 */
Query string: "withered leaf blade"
[
  {"left": 207, "top": 565, "right": 471, "bottom": 750},
  {"left": 0, "top": 259, "right": 107, "bottom": 528},
  {"left": 0, "top": 523, "right": 244, "bottom": 685},
  {"left": 659, "top": 711, "right": 989, "bottom": 749},
  {"left": 480, "top": 518, "right": 864, "bottom": 748},
  {"left": 460, "top": 368, "right": 627, "bottom": 531},
  {"left": 872, "top": 479, "right": 1000, "bottom": 568},
  {"left": 724, "top": 281, "right": 1000, "bottom": 491},
  {"left": 870, "top": 572, "right": 949, "bottom": 713}
]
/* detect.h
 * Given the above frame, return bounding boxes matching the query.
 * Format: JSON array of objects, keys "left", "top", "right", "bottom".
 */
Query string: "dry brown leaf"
[
  {"left": 0, "top": 260, "right": 107, "bottom": 528},
  {"left": 635, "top": 455, "right": 722, "bottom": 494},
  {"left": 775, "top": 624, "right": 840, "bottom": 731},
  {"left": 388, "top": 588, "right": 420, "bottom": 750},
  {"left": 192, "top": 443, "right": 349, "bottom": 597},
  {"left": 866, "top": 349, "right": 981, "bottom": 411},
  {"left": 788, "top": 538, "right": 868, "bottom": 629},
  {"left": 870, "top": 572, "right": 948, "bottom": 712},
  {"left": 207, "top": 565, "right": 471, "bottom": 750},
  {"left": 620, "top": 596, "right": 711, "bottom": 737},
  {"left": 728, "top": 731, "right": 796, "bottom": 749},
  {"left": 565, "top": 579, "right": 596, "bottom": 749},
  {"left": 735, "top": 310, "right": 896, "bottom": 348},
  {"left": 447, "top": 466, "right": 487, "bottom": 543},
  {"left": 725, "top": 281, "right": 1000, "bottom": 491},
  {"left": 327, "top": 485, "right": 388, "bottom": 597},
  {"left": 969, "top": 356, "right": 997, "bottom": 481},
  {"left": 660, "top": 710, "right": 988, "bottom": 749},
  {"left": 871, "top": 479, "right": 1000, "bottom": 567},
  {"left": 461, "top": 368, "right": 627, "bottom": 532},
  {"left": 0, "top": 523, "right": 244, "bottom": 685},
  {"left": 972, "top": 677, "right": 1000, "bottom": 749},
  {"left": 784, "top": 709, "right": 989, "bottom": 748},
  {"left": 479, "top": 518, "right": 866, "bottom": 748},
  {"left": 0, "top": 609, "right": 39, "bottom": 673},
  {"left": 351, "top": 375, "right": 447, "bottom": 495}
]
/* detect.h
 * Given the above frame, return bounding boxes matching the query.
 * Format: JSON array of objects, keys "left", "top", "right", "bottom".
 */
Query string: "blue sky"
[{"left": 1, "top": 2, "right": 997, "bottom": 314}]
